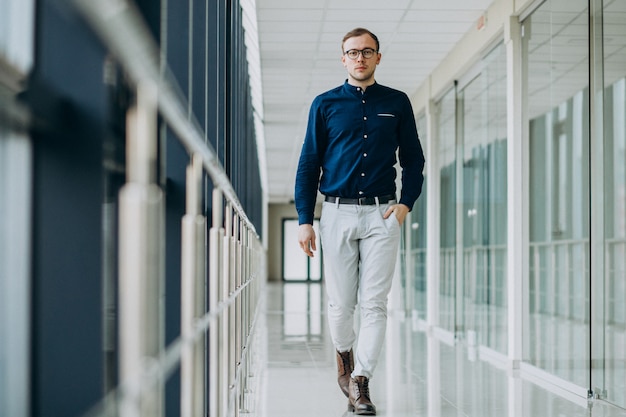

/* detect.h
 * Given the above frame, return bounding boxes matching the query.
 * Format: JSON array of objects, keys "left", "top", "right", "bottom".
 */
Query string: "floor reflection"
[
  {"left": 253, "top": 282, "right": 626, "bottom": 417},
  {"left": 266, "top": 282, "right": 328, "bottom": 367}
]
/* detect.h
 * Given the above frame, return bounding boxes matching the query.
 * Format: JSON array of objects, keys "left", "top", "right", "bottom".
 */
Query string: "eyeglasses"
[{"left": 343, "top": 48, "right": 378, "bottom": 60}]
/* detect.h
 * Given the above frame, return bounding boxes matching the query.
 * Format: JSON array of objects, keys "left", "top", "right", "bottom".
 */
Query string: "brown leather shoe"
[
  {"left": 348, "top": 376, "right": 376, "bottom": 415},
  {"left": 336, "top": 349, "right": 353, "bottom": 397}
]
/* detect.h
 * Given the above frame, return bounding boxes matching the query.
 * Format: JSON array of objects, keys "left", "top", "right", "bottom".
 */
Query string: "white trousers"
[{"left": 319, "top": 200, "right": 400, "bottom": 379}]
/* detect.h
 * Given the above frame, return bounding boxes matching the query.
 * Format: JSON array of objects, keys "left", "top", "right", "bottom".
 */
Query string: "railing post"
[
  {"left": 234, "top": 214, "right": 242, "bottom": 415},
  {"left": 222, "top": 203, "right": 233, "bottom": 417},
  {"left": 241, "top": 225, "right": 251, "bottom": 413},
  {"left": 209, "top": 188, "right": 223, "bottom": 417},
  {"left": 180, "top": 153, "right": 206, "bottom": 417},
  {"left": 118, "top": 81, "right": 164, "bottom": 417},
  {"left": 230, "top": 211, "right": 238, "bottom": 416}
]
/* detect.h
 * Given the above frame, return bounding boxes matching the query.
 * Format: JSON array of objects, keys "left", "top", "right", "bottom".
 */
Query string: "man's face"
[{"left": 341, "top": 34, "right": 381, "bottom": 86}]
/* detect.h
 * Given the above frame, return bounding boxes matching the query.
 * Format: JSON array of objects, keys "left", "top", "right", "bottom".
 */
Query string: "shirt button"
[
  {"left": 363, "top": 153, "right": 368, "bottom": 157},
  {"left": 359, "top": 191, "right": 364, "bottom": 195},
  {"left": 364, "top": 134, "right": 368, "bottom": 139},
  {"left": 363, "top": 116, "right": 367, "bottom": 121},
  {"left": 362, "top": 100, "right": 366, "bottom": 104},
  {"left": 361, "top": 173, "right": 365, "bottom": 177}
]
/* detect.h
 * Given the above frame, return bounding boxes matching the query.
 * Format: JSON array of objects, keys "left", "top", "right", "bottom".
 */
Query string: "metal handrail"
[
  {"left": 81, "top": 277, "right": 258, "bottom": 417},
  {"left": 65, "top": 1, "right": 266, "bottom": 417},
  {"left": 70, "top": 0, "right": 256, "bottom": 235}
]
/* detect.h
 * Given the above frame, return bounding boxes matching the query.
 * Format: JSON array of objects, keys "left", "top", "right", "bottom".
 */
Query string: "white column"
[{"left": 505, "top": 15, "right": 526, "bottom": 368}]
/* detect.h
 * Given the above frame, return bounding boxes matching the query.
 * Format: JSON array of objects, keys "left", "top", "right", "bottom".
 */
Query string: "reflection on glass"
[
  {"left": 460, "top": 43, "right": 508, "bottom": 354},
  {"left": 603, "top": 0, "right": 626, "bottom": 408},
  {"left": 524, "top": 0, "right": 590, "bottom": 387},
  {"left": 437, "top": 88, "right": 456, "bottom": 333}
]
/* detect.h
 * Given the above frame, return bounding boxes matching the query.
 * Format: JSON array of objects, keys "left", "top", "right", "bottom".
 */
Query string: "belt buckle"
[{"left": 357, "top": 196, "right": 368, "bottom": 205}]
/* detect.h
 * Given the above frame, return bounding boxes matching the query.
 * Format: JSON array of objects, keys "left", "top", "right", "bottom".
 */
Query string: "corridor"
[{"left": 2, "top": 0, "right": 626, "bottom": 416}]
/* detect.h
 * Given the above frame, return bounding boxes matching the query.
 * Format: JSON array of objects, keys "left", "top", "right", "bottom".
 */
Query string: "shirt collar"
[{"left": 343, "top": 80, "right": 379, "bottom": 96}]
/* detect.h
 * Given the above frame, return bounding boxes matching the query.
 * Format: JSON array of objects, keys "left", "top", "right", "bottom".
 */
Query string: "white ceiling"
[{"left": 256, "top": 0, "right": 494, "bottom": 203}]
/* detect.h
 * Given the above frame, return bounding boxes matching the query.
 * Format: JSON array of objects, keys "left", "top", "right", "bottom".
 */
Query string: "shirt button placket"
[
  {"left": 359, "top": 92, "right": 368, "bottom": 196},
  {"left": 360, "top": 92, "right": 368, "bottom": 196}
]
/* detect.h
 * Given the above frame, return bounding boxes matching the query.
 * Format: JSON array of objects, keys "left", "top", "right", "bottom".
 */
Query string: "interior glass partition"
[
  {"left": 459, "top": 43, "right": 508, "bottom": 354},
  {"left": 437, "top": 88, "right": 457, "bottom": 333},
  {"left": 600, "top": 0, "right": 626, "bottom": 407},
  {"left": 523, "top": 0, "right": 590, "bottom": 388}
]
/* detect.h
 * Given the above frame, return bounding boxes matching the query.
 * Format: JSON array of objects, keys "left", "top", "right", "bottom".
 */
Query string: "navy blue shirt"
[{"left": 295, "top": 81, "right": 425, "bottom": 225}]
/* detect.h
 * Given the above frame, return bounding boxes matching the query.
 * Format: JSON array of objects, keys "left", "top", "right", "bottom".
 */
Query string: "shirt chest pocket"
[{"left": 372, "top": 112, "right": 399, "bottom": 134}]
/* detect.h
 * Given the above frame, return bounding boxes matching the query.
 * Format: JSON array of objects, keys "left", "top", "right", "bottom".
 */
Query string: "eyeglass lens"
[{"left": 345, "top": 49, "right": 376, "bottom": 59}]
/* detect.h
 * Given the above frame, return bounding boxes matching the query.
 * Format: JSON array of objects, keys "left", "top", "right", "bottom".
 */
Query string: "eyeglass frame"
[{"left": 343, "top": 48, "right": 378, "bottom": 60}]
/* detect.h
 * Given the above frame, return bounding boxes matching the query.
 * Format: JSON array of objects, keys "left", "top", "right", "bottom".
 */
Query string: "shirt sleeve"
[
  {"left": 397, "top": 94, "right": 426, "bottom": 210},
  {"left": 294, "top": 97, "right": 327, "bottom": 225}
]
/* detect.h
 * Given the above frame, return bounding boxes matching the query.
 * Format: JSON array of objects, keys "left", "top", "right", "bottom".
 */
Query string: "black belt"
[{"left": 324, "top": 194, "right": 396, "bottom": 205}]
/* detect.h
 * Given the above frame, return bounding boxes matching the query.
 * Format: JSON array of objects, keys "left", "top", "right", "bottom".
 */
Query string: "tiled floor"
[{"left": 248, "top": 282, "right": 626, "bottom": 417}]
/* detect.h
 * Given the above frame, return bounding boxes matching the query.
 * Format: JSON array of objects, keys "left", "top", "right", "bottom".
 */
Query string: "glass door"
[
  {"left": 523, "top": 0, "right": 591, "bottom": 392},
  {"left": 437, "top": 88, "right": 457, "bottom": 334},
  {"left": 282, "top": 219, "right": 322, "bottom": 282},
  {"left": 458, "top": 43, "right": 508, "bottom": 354},
  {"left": 595, "top": 0, "right": 626, "bottom": 407}
]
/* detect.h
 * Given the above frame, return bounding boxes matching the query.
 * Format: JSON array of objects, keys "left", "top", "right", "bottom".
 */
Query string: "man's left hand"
[{"left": 383, "top": 203, "right": 410, "bottom": 225}]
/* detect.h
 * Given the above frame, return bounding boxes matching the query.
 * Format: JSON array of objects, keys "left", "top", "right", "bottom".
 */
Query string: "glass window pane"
[
  {"left": 461, "top": 43, "right": 508, "bottom": 354},
  {"left": 524, "top": 0, "right": 590, "bottom": 388},
  {"left": 602, "top": 0, "right": 626, "bottom": 407},
  {"left": 438, "top": 88, "right": 456, "bottom": 333}
]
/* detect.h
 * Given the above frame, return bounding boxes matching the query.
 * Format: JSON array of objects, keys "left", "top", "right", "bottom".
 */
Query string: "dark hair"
[{"left": 342, "top": 27, "right": 380, "bottom": 52}]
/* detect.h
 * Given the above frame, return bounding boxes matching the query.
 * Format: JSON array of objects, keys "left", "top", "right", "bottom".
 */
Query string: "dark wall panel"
[
  {"left": 30, "top": 1, "right": 108, "bottom": 415},
  {"left": 163, "top": 0, "right": 189, "bottom": 413},
  {"left": 26, "top": 1, "right": 265, "bottom": 415}
]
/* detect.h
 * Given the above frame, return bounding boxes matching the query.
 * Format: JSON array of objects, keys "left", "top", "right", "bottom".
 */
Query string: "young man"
[{"left": 294, "top": 27, "right": 425, "bottom": 415}]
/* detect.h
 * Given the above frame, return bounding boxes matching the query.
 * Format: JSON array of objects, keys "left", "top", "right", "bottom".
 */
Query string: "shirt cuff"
[{"left": 298, "top": 213, "right": 314, "bottom": 225}]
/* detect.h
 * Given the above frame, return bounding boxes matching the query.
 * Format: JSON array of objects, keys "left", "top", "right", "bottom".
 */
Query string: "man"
[{"left": 294, "top": 27, "right": 425, "bottom": 415}]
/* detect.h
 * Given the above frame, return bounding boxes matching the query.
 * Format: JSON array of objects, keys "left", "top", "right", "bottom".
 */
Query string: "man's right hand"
[{"left": 298, "top": 224, "right": 317, "bottom": 257}]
